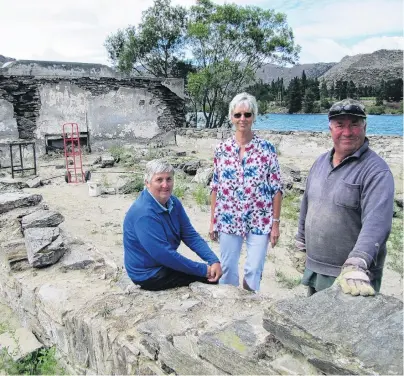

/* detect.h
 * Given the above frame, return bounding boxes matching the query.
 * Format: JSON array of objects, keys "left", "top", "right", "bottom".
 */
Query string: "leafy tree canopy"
[
  {"left": 105, "top": 0, "right": 300, "bottom": 127},
  {"left": 104, "top": 0, "right": 188, "bottom": 77},
  {"left": 186, "top": 0, "right": 300, "bottom": 127}
]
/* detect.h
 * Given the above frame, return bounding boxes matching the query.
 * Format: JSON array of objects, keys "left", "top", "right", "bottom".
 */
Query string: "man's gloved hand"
[
  {"left": 293, "top": 240, "right": 306, "bottom": 274},
  {"left": 334, "top": 257, "right": 375, "bottom": 296}
]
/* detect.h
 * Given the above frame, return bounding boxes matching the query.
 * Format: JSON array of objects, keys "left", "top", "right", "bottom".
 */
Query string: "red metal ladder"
[{"left": 63, "top": 123, "right": 85, "bottom": 183}]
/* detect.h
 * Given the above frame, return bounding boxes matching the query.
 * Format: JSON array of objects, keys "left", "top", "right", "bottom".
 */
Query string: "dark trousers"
[{"left": 134, "top": 267, "right": 217, "bottom": 291}]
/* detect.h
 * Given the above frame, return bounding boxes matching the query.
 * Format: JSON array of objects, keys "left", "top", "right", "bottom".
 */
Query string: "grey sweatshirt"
[{"left": 296, "top": 139, "right": 394, "bottom": 279}]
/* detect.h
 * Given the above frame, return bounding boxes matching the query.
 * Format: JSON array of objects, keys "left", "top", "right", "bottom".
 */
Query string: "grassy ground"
[{"left": 387, "top": 212, "right": 404, "bottom": 276}]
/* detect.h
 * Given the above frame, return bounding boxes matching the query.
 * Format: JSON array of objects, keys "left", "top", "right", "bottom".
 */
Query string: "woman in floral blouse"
[{"left": 209, "top": 92, "right": 283, "bottom": 292}]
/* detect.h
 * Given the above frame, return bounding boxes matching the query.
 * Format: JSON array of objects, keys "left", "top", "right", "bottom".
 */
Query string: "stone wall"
[
  {"left": 0, "top": 61, "right": 185, "bottom": 152},
  {"left": 0, "top": 192, "right": 402, "bottom": 375}
]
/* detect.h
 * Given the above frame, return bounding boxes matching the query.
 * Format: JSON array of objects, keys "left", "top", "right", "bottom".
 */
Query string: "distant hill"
[
  {"left": 319, "top": 49, "right": 403, "bottom": 87},
  {"left": 255, "top": 62, "right": 336, "bottom": 85},
  {"left": 0, "top": 54, "right": 15, "bottom": 65}
]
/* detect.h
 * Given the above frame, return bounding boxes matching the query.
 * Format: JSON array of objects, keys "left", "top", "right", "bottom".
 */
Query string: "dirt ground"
[{"left": 22, "top": 134, "right": 403, "bottom": 301}]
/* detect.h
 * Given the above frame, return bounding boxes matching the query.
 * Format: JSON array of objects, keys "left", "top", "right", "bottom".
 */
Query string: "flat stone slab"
[
  {"left": 0, "top": 178, "right": 28, "bottom": 190},
  {"left": 26, "top": 176, "right": 42, "bottom": 188},
  {"left": 263, "top": 286, "right": 403, "bottom": 375},
  {"left": 198, "top": 314, "right": 282, "bottom": 375},
  {"left": 0, "top": 192, "right": 42, "bottom": 214},
  {"left": 0, "top": 238, "right": 27, "bottom": 270},
  {"left": 25, "top": 227, "right": 66, "bottom": 267},
  {"left": 0, "top": 328, "right": 43, "bottom": 361},
  {"left": 21, "top": 209, "right": 64, "bottom": 229},
  {"left": 59, "top": 245, "right": 101, "bottom": 271},
  {"left": 101, "top": 155, "right": 115, "bottom": 168}
]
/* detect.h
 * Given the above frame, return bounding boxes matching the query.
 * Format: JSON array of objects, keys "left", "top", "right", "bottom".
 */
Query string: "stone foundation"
[{"left": 0, "top": 192, "right": 402, "bottom": 375}]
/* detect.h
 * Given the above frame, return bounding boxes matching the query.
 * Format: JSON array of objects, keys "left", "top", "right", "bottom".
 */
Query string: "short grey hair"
[
  {"left": 144, "top": 159, "right": 174, "bottom": 183},
  {"left": 228, "top": 92, "right": 258, "bottom": 122}
]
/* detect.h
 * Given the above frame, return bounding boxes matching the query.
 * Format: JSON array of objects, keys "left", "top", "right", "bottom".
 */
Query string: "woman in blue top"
[{"left": 124, "top": 159, "right": 222, "bottom": 291}]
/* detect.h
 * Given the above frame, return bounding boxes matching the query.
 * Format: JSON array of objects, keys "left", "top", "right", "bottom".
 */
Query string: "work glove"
[
  {"left": 293, "top": 240, "right": 306, "bottom": 274},
  {"left": 334, "top": 257, "right": 375, "bottom": 296}
]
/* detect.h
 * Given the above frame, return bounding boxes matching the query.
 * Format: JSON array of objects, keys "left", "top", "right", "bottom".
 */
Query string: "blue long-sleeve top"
[{"left": 123, "top": 189, "right": 220, "bottom": 282}]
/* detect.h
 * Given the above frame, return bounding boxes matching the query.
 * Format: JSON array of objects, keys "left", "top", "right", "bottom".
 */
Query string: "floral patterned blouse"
[{"left": 210, "top": 134, "right": 283, "bottom": 237}]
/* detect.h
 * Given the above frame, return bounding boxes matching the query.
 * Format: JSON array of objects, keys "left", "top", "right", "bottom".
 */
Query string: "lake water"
[{"left": 254, "top": 114, "right": 403, "bottom": 136}]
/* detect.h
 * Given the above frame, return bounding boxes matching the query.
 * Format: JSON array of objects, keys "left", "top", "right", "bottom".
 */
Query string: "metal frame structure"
[
  {"left": 7, "top": 141, "right": 37, "bottom": 178},
  {"left": 63, "top": 123, "right": 85, "bottom": 183}
]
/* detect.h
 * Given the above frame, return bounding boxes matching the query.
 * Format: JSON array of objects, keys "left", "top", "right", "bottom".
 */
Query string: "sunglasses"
[
  {"left": 328, "top": 104, "right": 366, "bottom": 119},
  {"left": 233, "top": 112, "right": 252, "bottom": 119}
]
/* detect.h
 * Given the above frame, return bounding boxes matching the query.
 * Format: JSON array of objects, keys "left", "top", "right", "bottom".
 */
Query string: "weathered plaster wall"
[
  {"left": 87, "top": 87, "right": 161, "bottom": 140},
  {"left": 36, "top": 83, "right": 88, "bottom": 138}
]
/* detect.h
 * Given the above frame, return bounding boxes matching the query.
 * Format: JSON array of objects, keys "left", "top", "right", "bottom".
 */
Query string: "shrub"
[
  {"left": 281, "top": 192, "right": 301, "bottom": 223},
  {"left": 367, "top": 105, "right": 385, "bottom": 115},
  {"left": 192, "top": 184, "right": 211, "bottom": 206},
  {"left": 0, "top": 346, "right": 65, "bottom": 375},
  {"left": 275, "top": 269, "right": 301, "bottom": 289},
  {"left": 173, "top": 183, "right": 187, "bottom": 199},
  {"left": 387, "top": 213, "right": 403, "bottom": 276},
  {"left": 118, "top": 176, "right": 144, "bottom": 194},
  {"left": 109, "top": 145, "right": 125, "bottom": 161}
]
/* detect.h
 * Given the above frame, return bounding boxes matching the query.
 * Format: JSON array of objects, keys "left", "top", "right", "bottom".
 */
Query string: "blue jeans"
[{"left": 219, "top": 232, "right": 269, "bottom": 291}]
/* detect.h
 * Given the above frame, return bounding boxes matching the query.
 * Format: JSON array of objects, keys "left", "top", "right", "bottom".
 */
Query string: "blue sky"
[{"left": 0, "top": 0, "right": 402, "bottom": 65}]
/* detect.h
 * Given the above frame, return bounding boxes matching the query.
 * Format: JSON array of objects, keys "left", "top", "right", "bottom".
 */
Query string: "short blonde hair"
[
  {"left": 228, "top": 92, "right": 258, "bottom": 122},
  {"left": 144, "top": 159, "right": 174, "bottom": 183}
]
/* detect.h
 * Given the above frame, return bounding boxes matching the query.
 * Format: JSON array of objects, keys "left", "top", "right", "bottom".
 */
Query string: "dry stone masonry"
[{"left": 0, "top": 186, "right": 402, "bottom": 374}]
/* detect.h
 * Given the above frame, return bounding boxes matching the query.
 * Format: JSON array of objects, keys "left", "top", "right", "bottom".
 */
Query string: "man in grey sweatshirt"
[{"left": 295, "top": 98, "right": 394, "bottom": 297}]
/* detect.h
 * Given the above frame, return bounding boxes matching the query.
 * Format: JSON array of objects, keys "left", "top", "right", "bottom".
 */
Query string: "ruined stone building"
[{"left": 0, "top": 60, "right": 185, "bottom": 155}]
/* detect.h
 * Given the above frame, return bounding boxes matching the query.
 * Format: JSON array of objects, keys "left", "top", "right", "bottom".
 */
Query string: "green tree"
[
  {"left": 303, "top": 87, "right": 316, "bottom": 113},
  {"left": 375, "top": 86, "right": 384, "bottom": 106},
  {"left": 320, "top": 79, "right": 328, "bottom": 98},
  {"left": 301, "top": 70, "right": 307, "bottom": 97},
  {"left": 385, "top": 79, "right": 403, "bottom": 101},
  {"left": 104, "top": 0, "right": 188, "bottom": 77},
  {"left": 257, "top": 100, "right": 268, "bottom": 114},
  {"left": 335, "top": 80, "right": 342, "bottom": 99},
  {"left": 187, "top": 0, "right": 300, "bottom": 128},
  {"left": 287, "top": 77, "right": 302, "bottom": 113},
  {"left": 320, "top": 79, "right": 330, "bottom": 109},
  {"left": 104, "top": 26, "right": 136, "bottom": 68},
  {"left": 312, "top": 78, "right": 320, "bottom": 100},
  {"left": 347, "top": 80, "right": 357, "bottom": 99},
  {"left": 329, "top": 81, "right": 335, "bottom": 100}
]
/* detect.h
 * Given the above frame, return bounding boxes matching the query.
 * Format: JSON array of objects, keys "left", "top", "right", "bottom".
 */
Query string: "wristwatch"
[{"left": 273, "top": 218, "right": 280, "bottom": 223}]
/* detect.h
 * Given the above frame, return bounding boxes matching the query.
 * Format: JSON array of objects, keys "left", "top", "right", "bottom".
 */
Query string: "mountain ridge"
[{"left": 318, "top": 49, "right": 403, "bottom": 87}]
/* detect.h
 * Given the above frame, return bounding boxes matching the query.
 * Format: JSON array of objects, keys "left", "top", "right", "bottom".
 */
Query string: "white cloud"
[
  {"left": 297, "top": 39, "right": 351, "bottom": 63},
  {"left": 352, "top": 36, "right": 404, "bottom": 53},
  {"left": 290, "top": 0, "right": 402, "bottom": 39},
  {"left": 0, "top": 0, "right": 402, "bottom": 65},
  {"left": 297, "top": 36, "right": 404, "bottom": 64}
]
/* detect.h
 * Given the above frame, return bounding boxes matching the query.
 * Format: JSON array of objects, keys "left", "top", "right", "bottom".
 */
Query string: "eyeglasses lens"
[{"left": 233, "top": 112, "right": 252, "bottom": 118}]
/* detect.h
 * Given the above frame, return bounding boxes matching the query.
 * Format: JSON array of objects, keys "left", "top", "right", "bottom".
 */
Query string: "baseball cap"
[{"left": 328, "top": 99, "right": 367, "bottom": 120}]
